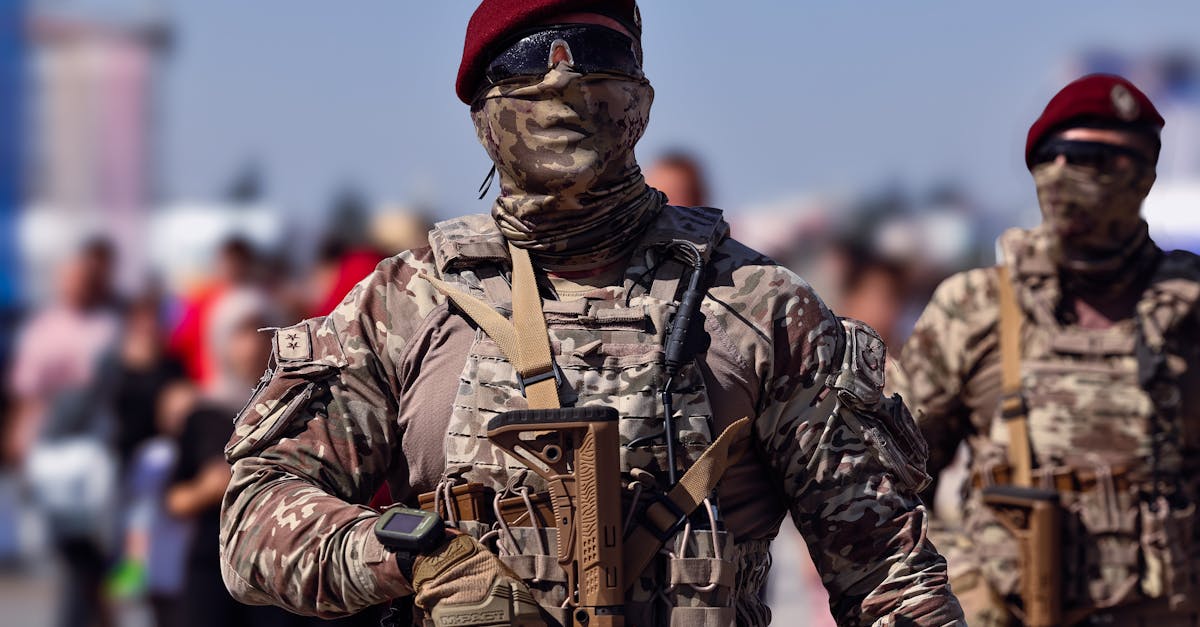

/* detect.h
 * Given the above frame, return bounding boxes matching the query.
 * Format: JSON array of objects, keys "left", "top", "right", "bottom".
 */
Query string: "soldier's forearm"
[
  {"left": 220, "top": 459, "right": 410, "bottom": 617},
  {"left": 857, "top": 507, "right": 963, "bottom": 626},
  {"left": 810, "top": 493, "right": 962, "bottom": 626}
]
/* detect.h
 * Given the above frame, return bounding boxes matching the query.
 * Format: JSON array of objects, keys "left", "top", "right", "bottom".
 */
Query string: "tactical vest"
[
  {"left": 418, "top": 206, "right": 769, "bottom": 627},
  {"left": 970, "top": 249, "right": 1200, "bottom": 613}
]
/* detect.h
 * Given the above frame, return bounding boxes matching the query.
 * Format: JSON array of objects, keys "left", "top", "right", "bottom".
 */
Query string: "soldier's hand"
[{"left": 412, "top": 533, "right": 545, "bottom": 627}]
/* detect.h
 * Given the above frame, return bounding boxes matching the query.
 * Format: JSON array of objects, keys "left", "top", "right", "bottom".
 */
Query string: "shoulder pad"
[
  {"left": 226, "top": 318, "right": 346, "bottom": 461},
  {"left": 832, "top": 318, "right": 931, "bottom": 491},
  {"left": 428, "top": 214, "right": 508, "bottom": 274},
  {"left": 998, "top": 226, "right": 1056, "bottom": 280},
  {"left": 1140, "top": 250, "right": 1200, "bottom": 346},
  {"left": 831, "top": 318, "right": 886, "bottom": 406},
  {"left": 1154, "top": 249, "right": 1200, "bottom": 283}
]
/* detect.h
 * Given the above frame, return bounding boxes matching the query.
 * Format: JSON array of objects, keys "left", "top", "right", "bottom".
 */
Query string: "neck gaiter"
[{"left": 471, "top": 63, "right": 664, "bottom": 271}]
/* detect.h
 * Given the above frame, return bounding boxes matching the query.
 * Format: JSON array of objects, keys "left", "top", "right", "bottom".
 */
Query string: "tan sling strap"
[
  {"left": 996, "top": 265, "right": 1034, "bottom": 487},
  {"left": 422, "top": 243, "right": 562, "bottom": 410},
  {"left": 621, "top": 416, "right": 749, "bottom": 591}
]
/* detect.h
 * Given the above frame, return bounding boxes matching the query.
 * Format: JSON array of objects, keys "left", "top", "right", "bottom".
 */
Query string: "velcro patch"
[{"left": 276, "top": 323, "right": 312, "bottom": 362}]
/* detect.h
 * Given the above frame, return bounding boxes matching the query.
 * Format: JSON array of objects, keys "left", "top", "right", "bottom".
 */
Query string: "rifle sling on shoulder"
[{"left": 996, "top": 265, "right": 1035, "bottom": 487}]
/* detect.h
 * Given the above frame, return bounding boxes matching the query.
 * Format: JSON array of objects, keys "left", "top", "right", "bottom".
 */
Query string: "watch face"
[
  {"left": 381, "top": 511, "right": 425, "bottom": 534},
  {"left": 375, "top": 506, "right": 444, "bottom": 554}
]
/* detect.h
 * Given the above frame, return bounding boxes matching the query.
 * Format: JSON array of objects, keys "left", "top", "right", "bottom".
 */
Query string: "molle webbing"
[{"left": 419, "top": 229, "right": 749, "bottom": 582}]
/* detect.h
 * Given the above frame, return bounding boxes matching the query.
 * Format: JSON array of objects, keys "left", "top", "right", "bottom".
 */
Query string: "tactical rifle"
[
  {"left": 982, "top": 485, "right": 1063, "bottom": 627},
  {"left": 488, "top": 406, "right": 624, "bottom": 627}
]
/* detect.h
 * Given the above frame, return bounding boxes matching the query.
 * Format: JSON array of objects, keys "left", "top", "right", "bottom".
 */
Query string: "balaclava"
[
  {"left": 1032, "top": 154, "right": 1152, "bottom": 266},
  {"left": 471, "top": 59, "right": 664, "bottom": 271}
]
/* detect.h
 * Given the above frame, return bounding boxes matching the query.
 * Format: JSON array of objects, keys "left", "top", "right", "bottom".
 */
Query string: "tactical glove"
[{"left": 412, "top": 533, "right": 545, "bottom": 627}]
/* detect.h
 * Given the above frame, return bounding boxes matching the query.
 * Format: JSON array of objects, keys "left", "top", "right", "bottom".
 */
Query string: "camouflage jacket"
[
  {"left": 219, "top": 206, "right": 963, "bottom": 625},
  {"left": 891, "top": 225, "right": 1200, "bottom": 608}
]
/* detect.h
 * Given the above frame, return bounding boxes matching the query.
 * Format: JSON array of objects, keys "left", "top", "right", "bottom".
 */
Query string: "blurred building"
[
  {"left": 20, "top": 4, "right": 169, "bottom": 300},
  {"left": 0, "top": 0, "right": 25, "bottom": 314}
]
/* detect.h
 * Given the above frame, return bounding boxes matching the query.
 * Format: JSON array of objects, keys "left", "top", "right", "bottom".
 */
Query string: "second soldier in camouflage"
[{"left": 892, "top": 74, "right": 1200, "bottom": 626}]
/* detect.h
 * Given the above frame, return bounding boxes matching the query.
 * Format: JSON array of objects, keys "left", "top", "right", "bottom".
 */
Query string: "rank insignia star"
[{"left": 277, "top": 325, "right": 311, "bottom": 361}]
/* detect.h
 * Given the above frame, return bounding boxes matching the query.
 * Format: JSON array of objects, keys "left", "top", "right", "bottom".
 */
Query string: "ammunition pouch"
[
  {"left": 419, "top": 483, "right": 735, "bottom": 626},
  {"left": 1140, "top": 497, "right": 1198, "bottom": 612},
  {"left": 972, "top": 462, "right": 1134, "bottom": 495},
  {"left": 660, "top": 524, "right": 736, "bottom": 627}
]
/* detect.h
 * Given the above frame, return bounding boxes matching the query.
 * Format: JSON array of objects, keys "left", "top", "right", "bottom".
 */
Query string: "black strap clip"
[
  {"left": 636, "top": 493, "right": 689, "bottom": 542},
  {"left": 516, "top": 360, "right": 576, "bottom": 406},
  {"left": 999, "top": 391, "right": 1026, "bottom": 421}
]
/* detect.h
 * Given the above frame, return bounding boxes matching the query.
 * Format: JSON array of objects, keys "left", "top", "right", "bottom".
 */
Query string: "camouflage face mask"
[
  {"left": 471, "top": 62, "right": 664, "bottom": 270},
  {"left": 1032, "top": 159, "right": 1153, "bottom": 259}
]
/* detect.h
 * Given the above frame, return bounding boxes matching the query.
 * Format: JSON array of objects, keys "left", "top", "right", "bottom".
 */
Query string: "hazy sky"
[{"left": 158, "top": 1, "right": 1200, "bottom": 220}]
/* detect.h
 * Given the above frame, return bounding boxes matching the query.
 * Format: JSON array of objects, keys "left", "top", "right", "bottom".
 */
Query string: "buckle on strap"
[
  {"left": 516, "top": 360, "right": 564, "bottom": 396},
  {"left": 1000, "top": 392, "right": 1026, "bottom": 421},
  {"left": 635, "top": 493, "right": 689, "bottom": 542}
]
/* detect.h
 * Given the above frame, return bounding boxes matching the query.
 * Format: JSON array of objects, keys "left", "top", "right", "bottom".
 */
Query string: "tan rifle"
[
  {"left": 488, "top": 406, "right": 625, "bottom": 627},
  {"left": 982, "top": 485, "right": 1063, "bottom": 627}
]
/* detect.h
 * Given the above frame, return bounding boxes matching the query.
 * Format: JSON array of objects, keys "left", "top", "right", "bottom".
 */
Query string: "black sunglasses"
[
  {"left": 1031, "top": 138, "right": 1150, "bottom": 171},
  {"left": 482, "top": 24, "right": 643, "bottom": 90}
]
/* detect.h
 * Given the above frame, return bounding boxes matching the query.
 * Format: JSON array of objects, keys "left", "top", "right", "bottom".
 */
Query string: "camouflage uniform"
[
  {"left": 219, "top": 204, "right": 964, "bottom": 625},
  {"left": 891, "top": 223, "right": 1200, "bottom": 625}
]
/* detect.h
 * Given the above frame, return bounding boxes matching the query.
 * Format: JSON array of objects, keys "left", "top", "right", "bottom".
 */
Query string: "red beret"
[
  {"left": 457, "top": 0, "right": 641, "bottom": 104},
  {"left": 1025, "top": 73, "right": 1164, "bottom": 169}
]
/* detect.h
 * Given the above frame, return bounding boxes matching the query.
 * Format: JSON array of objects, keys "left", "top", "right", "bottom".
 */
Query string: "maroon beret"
[
  {"left": 1025, "top": 73, "right": 1164, "bottom": 169},
  {"left": 456, "top": 0, "right": 641, "bottom": 104}
]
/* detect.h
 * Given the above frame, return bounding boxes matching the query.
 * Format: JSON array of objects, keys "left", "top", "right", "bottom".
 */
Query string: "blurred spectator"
[
  {"left": 109, "top": 380, "right": 197, "bottom": 627},
  {"left": 165, "top": 287, "right": 295, "bottom": 627},
  {"left": 309, "top": 239, "right": 384, "bottom": 318},
  {"left": 645, "top": 151, "right": 710, "bottom": 207},
  {"left": 103, "top": 292, "right": 188, "bottom": 623},
  {"left": 7, "top": 238, "right": 122, "bottom": 627},
  {"left": 371, "top": 207, "right": 433, "bottom": 257},
  {"left": 168, "top": 236, "right": 259, "bottom": 391},
  {"left": 833, "top": 242, "right": 910, "bottom": 351},
  {"left": 113, "top": 291, "right": 186, "bottom": 471}
]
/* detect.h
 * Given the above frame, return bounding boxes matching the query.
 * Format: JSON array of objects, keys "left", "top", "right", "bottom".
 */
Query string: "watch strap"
[{"left": 395, "top": 549, "right": 417, "bottom": 583}]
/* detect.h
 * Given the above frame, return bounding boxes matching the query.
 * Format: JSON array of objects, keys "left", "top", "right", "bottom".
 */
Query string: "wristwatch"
[{"left": 374, "top": 506, "right": 447, "bottom": 581}]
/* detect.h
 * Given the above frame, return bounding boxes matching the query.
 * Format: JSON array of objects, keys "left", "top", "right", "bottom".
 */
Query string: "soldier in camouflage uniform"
[
  {"left": 891, "top": 74, "right": 1200, "bottom": 626},
  {"left": 219, "top": 1, "right": 963, "bottom": 625}
]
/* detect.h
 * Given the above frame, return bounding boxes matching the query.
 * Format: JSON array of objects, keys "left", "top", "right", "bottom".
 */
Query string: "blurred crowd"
[{"left": 0, "top": 205, "right": 432, "bottom": 626}]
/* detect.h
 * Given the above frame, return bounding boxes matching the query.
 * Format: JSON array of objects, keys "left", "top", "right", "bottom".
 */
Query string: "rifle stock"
[
  {"left": 488, "top": 406, "right": 625, "bottom": 627},
  {"left": 982, "top": 485, "right": 1063, "bottom": 627}
]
